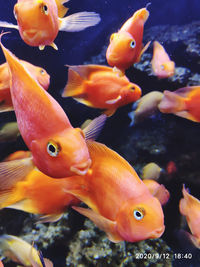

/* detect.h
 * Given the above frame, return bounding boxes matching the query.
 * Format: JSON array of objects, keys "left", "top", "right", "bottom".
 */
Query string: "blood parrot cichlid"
[
  {"left": 0, "top": 37, "right": 106, "bottom": 178},
  {"left": 0, "top": 150, "right": 81, "bottom": 223},
  {"left": 0, "top": 235, "right": 53, "bottom": 266},
  {"left": 106, "top": 7, "right": 150, "bottom": 73},
  {"left": 0, "top": 60, "right": 50, "bottom": 112},
  {"left": 151, "top": 41, "right": 175, "bottom": 79},
  {"left": 0, "top": 0, "right": 101, "bottom": 50},
  {"left": 158, "top": 86, "right": 200, "bottom": 122},
  {"left": 64, "top": 141, "right": 165, "bottom": 243},
  {"left": 179, "top": 185, "right": 200, "bottom": 248},
  {"left": 62, "top": 64, "right": 142, "bottom": 116}
]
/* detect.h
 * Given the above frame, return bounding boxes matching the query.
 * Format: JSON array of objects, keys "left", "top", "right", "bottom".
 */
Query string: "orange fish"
[
  {"left": 106, "top": 7, "right": 150, "bottom": 72},
  {"left": 0, "top": 261, "right": 3, "bottom": 267},
  {"left": 0, "top": 235, "right": 53, "bottom": 266},
  {"left": 0, "top": 0, "right": 100, "bottom": 50},
  {"left": 0, "top": 157, "right": 80, "bottom": 223},
  {"left": 179, "top": 185, "right": 200, "bottom": 248},
  {"left": 151, "top": 41, "right": 175, "bottom": 79},
  {"left": 62, "top": 64, "right": 142, "bottom": 116},
  {"left": 64, "top": 141, "right": 165, "bottom": 243},
  {"left": 143, "top": 179, "right": 170, "bottom": 206},
  {"left": 0, "top": 60, "right": 50, "bottom": 112},
  {"left": 0, "top": 39, "right": 106, "bottom": 178},
  {"left": 158, "top": 86, "right": 200, "bottom": 122}
]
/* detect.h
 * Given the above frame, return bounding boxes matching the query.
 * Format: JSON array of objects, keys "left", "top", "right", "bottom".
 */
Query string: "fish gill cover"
[{"left": 0, "top": 0, "right": 200, "bottom": 266}]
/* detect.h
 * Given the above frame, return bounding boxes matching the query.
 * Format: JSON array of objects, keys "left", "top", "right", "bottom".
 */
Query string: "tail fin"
[{"left": 62, "top": 69, "right": 84, "bottom": 97}]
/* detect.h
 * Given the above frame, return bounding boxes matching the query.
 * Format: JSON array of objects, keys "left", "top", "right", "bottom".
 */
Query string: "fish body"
[
  {"left": 0, "top": 0, "right": 100, "bottom": 49},
  {"left": 179, "top": 185, "right": 200, "bottom": 248},
  {"left": 66, "top": 141, "right": 165, "bottom": 243},
  {"left": 141, "top": 162, "right": 163, "bottom": 181},
  {"left": 0, "top": 61, "right": 50, "bottom": 112},
  {"left": 158, "top": 86, "right": 200, "bottom": 122},
  {"left": 106, "top": 7, "right": 150, "bottom": 72},
  {"left": 0, "top": 235, "right": 44, "bottom": 266},
  {"left": 128, "top": 91, "right": 163, "bottom": 126},
  {"left": 0, "top": 39, "right": 94, "bottom": 178},
  {"left": 151, "top": 41, "right": 175, "bottom": 79},
  {"left": 62, "top": 64, "right": 141, "bottom": 116}
]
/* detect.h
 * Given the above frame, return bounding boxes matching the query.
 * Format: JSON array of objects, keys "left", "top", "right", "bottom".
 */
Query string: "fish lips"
[
  {"left": 148, "top": 225, "right": 165, "bottom": 239},
  {"left": 70, "top": 159, "right": 92, "bottom": 176}
]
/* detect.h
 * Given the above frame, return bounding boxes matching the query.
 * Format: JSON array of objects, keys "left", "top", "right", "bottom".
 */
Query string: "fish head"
[
  {"left": 160, "top": 61, "right": 175, "bottom": 78},
  {"left": 106, "top": 31, "right": 139, "bottom": 70},
  {"left": 14, "top": 0, "right": 59, "bottom": 46},
  {"left": 116, "top": 196, "right": 165, "bottom": 242},
  {"left": 20, "top": 60, "right": 50, "bottom": 90},
  {"left": 31, "top": 128, "right": 91, "bottom": 178},
  {"left": 122, "top": 82, "right": 142, "bottom": 104}
]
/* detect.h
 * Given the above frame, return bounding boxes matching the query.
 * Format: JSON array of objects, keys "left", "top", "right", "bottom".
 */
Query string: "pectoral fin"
[
  {"left": 106, "top": 95, "right": 121, "bottom": 104},
  {"left": 0, "top": 21, "right": 19, "bottom": 30},
  {"left": 59, "top": 12, "right": 101, "bottom": 32},
  {"left": 72, "top": 206, "right": 122, "bottom": 243}
]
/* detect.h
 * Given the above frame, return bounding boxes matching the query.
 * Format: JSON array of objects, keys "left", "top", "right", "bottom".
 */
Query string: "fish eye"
[
  {"left": 41, "top": 4, "right": 48, "bottom": 15},
  {"left": 130, "top": 39, "right": 136, "bottom": 48},
  {"left": 47, "top": 140, "right": 60, "bottom": 157},
  {"left": 161, "top": 64, "right": 165, "bottom": 70},
  {"left": 40, "top": 69, "right": 45, "bottom": 75},
  {"left": 133, "top": 208, "right": 145, "bottom": 220}
]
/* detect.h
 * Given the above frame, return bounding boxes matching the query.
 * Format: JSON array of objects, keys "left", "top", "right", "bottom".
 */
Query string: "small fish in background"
[
  {"left": 0, "top": 151, "right": 81, "bottom": 223},
  {"left": 0, "top": 122, "right": 20, "bottom": 142},
  {"left": 0, "top": 61, "right": 50, "bottom": 112},
  {"left": 0, "top": 234, "right": 53, "bottom": 266},
  {"left": 0, "top": 38, "right": 106, "bottom": 178},
  {"left": 166, "top": 161, "right": 177, "bottom": 177},
  {"left": 64, "top": 141, "right": 165, "bottom": 243},
  {"left": 158, "top": 86, "right": 200, "bottom": 122},
  {"left": 141, "top": 162, "right": 163, "bottom": 181},
  {"left": 62, "top": 64, "right": 141, "bottom": 116},
  {"left": 143, "top": 179, "right": 170, "bottom": 205},
  {"left": 179, "top": 185, "right": 200, "bottom": 248},
  {"left": 106, "top": 6, "right": 150, "bottom": 73},
  {"left": 0, "top": 0, "right": 101, "bottom": 50},
  {"left": 128, "top": 91, "right": 163, "bottom": 126},
  {"left": 151, "top": 41, "right": 175, "bottom": 79}
]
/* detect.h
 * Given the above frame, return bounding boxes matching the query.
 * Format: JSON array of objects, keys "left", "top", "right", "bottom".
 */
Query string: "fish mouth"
[
  {"left": 149, "top": 225, "right": 165, "bottom": 239},
  {"left": 70, "top": 159, "right": 92, "bottom": 176},
  {"left": 23, "top": 29, "right": 37, "bottom": 38}
]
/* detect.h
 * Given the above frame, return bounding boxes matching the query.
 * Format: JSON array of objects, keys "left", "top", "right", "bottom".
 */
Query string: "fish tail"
[
  {"left": 158, "top": 90, "right": 186, "bottom": 114},
  {"left": 62, "top": 68, "right": 85, "bottom": 97},
  {"left": 58, "top": 12, "right": 101, "bottom": 32},
  {"left": 0, "top": 157, "right": 34, "bottom": 208}
]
